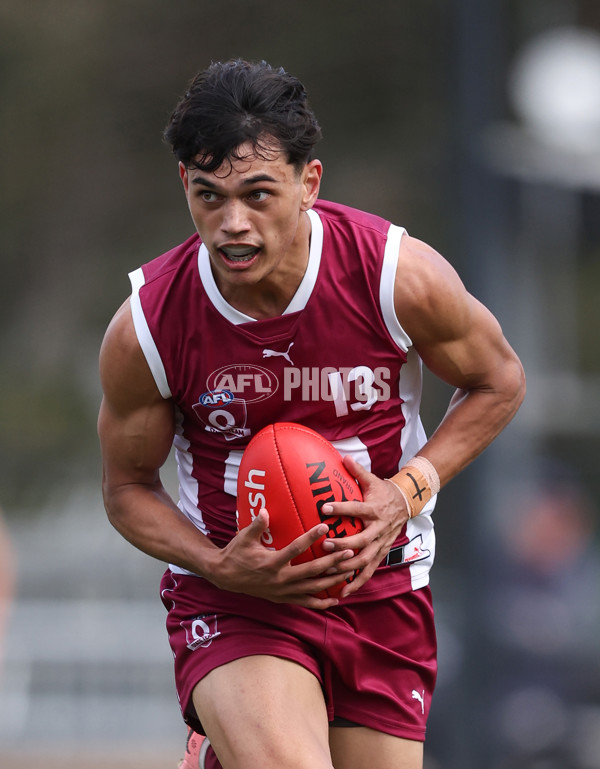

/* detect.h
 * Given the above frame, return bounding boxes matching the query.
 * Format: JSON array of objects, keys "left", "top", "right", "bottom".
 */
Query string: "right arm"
[
  {"left": 98, "top": 300, "right": 212, "bottom": 569},
  {"left": 98, "top": 300, "right": 352, "bottom": 607}
]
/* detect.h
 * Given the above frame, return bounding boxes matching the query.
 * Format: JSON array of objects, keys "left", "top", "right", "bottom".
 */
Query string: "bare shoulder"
[
  {"left": 397, "top": 235, "right": 463, "bottom": 291},
  {"left": 98, "top": 299, "right": 175, "bottom": 483},
  {"left": 395, "top": 234, "right": 524, "bottom": 394},
  {"left": 99, "top": 300, "right": 163, "bottom": 413},
  {"left": 395, "top": 234, "right": 474, "bottom": 346}
]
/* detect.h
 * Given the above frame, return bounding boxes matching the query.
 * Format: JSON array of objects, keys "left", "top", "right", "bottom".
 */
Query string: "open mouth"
[{"left": 219, "top": 245, "right": 260, "bottom": 263}]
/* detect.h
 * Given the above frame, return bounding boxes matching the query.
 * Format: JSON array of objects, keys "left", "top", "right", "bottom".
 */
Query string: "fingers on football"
[
  {"left": 337, "top": 552, "right": 380, "bottom": 597},
  {"left": 320, "top": 523, "right": 370, "bottom": 553},
  {"left": 341, "top": 454, "right": 371, "bottom": 485},
  {"left": 281, "top": 571, "right": 355, "bottom": 608},
  {"left": 281, "top": 524, "right": 353, "bottom": 567}
]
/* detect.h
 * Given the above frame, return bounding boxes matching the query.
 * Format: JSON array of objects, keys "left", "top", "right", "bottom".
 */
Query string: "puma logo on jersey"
[
  {"left": 412, "top": 689, "right": 425, "bottom": 714},
  {"left": 263, "top": 342, "right": 294, "bottom": 365}
]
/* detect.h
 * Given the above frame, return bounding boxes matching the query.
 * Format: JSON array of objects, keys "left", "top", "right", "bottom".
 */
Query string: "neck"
[{"left": 214, "top": 212, "right": 312, "bottom": 320}]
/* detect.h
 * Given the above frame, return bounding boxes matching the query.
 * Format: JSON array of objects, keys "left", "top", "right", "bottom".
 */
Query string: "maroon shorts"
[{"left": 160, "top": 569, "right": 437, "bottom": 742}]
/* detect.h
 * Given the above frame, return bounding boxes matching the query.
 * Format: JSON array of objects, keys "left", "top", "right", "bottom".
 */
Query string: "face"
[{"left": 179, "top": 142, "right": 322, "bottom": 298}]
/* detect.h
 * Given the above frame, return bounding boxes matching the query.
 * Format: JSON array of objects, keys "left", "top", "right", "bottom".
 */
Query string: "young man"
[{"left": 98, "top": 59, "right": 525, "bottom": 769}]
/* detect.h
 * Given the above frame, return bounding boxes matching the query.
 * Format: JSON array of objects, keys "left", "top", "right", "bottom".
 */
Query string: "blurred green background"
[
  {"left": 2, "top": 1, "right": 600, "bottom": 768},
  {"left": 1, "top": 0, "right": 454, "bottom": 511}
]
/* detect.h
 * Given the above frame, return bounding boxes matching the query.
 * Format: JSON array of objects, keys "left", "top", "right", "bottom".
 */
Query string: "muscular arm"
[
  {"left": 98, "top": 302, "right": 353, "bottom": 606},
  {"left": 396, "top": 235, "right": 526, "bottom": 483},
  {"left": 98, "top": 301, "right": 217, "bottom": 572},
  {"left": 323, "top": 234, "right": 525, "bottom": 595}
]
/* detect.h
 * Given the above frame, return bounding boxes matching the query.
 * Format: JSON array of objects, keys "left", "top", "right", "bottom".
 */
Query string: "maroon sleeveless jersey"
[{"left": 130, "top": 200, "right": 436, "bottom": 594}]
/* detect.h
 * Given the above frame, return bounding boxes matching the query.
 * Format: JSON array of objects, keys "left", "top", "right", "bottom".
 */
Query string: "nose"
[{"left": 220, "top": 200, "right": 250, "bottom": 236}]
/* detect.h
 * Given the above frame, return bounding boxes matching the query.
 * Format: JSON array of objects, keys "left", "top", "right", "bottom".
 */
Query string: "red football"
[{"left": 236, "top": 422, "right": 364, "bottom": 598}]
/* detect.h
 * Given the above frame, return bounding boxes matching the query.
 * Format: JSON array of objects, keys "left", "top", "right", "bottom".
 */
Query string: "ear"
[
  {"left": 300, "top": 159, "right": 323, "bottom": 211},
  {"left": 179, "top": 162, "right": 189, "bottom": 194}
]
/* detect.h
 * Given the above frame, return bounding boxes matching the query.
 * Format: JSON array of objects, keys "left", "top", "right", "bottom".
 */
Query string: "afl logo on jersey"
[
  {"left": 198, "top": 389, "right": 234, "bottom": 408},
  {"left": 206, "top": 364, "right": 279, "bottom": 404},
  {"left": 193, "top": 364, "right": 279, "bottom": 441}
]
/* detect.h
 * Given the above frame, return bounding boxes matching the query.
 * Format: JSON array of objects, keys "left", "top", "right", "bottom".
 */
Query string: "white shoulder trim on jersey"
[
  {"left": 380, "top": 225, "right": 412, "bottom": 353},
  {"left": 128, "top": 267, "right": 172, "bottom": 399},
  {"left": 285, "top": 208, "right": 323, "bottom": 313},
  {"left": 197, "top": 210, "right": 323, "bottom": 324}
]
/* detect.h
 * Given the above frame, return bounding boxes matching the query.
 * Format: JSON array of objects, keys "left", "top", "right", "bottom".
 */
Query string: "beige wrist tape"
[{"left": 385, "top": 456, "right": 440, "bottom": 518}]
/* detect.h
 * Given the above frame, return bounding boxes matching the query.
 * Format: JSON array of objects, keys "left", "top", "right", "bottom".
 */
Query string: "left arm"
[
  {"left": 398, "top": 235, "right": 526, "bottom": 484},
  {"left": 322, "top": 235, "right": 526, "bottom": 594}
]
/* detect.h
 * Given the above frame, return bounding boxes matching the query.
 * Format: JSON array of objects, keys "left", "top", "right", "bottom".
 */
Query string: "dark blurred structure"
[
  {"left": 427, "top": 1, "right": 600, "bottom": 768},
  {"left": 484, "top": 460, "right": 600, "bottom": 768}
]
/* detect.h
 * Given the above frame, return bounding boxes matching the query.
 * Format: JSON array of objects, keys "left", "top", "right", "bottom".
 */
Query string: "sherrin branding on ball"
[{"left": 236, "top": 422, "right": 364, "bottom": 598}]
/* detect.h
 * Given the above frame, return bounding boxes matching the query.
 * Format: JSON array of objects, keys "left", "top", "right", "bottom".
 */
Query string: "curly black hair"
[{"left": 164, "top": 59, "right": 322, "bottom": 173}]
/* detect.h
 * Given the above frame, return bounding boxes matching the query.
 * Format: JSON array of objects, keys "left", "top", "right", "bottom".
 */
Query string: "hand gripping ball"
[{"left": 236, "top": 422, "right": 364, "bottom": 598}]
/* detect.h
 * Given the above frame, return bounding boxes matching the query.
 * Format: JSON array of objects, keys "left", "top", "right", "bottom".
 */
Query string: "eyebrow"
[{"left": 190, "top": 173, "right": 279, "bottom": 188}]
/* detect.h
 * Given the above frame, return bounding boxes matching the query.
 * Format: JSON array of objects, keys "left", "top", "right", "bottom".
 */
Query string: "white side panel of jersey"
[
  {"left": 404, "top": 512, "right": 436, "bottom": 590},
  {"left": 331, "top": 435, "right": 371, "bottom": 471},
  {"left": 225, "top": 449, "right": 244, "bottom": 534},
  {"left": 169, "top": 403, "right": 210, "bottom": 576},
  {"left": 129, "top": 268, "right": 203, "bottom": 574},
  {"left": 128, "top": 273, "right": 205, "bottom": 575},
  {"left": 224, "top": 449, "right": 243, "bottom": 497},
  {"left": 399, "top": 349, "right": 436, "bottom": 589},
  {"left": 173, "top": 405, "right": 208, "bottom": 526},
  {"left": 379, "top": 226, "right": 436, "bottom": 590},
  {"left": 128, "top": 267, "right": 172, "bottom": 399},
  {"left": 398, "top": 347, "right": 428, "bottom": 462}
]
